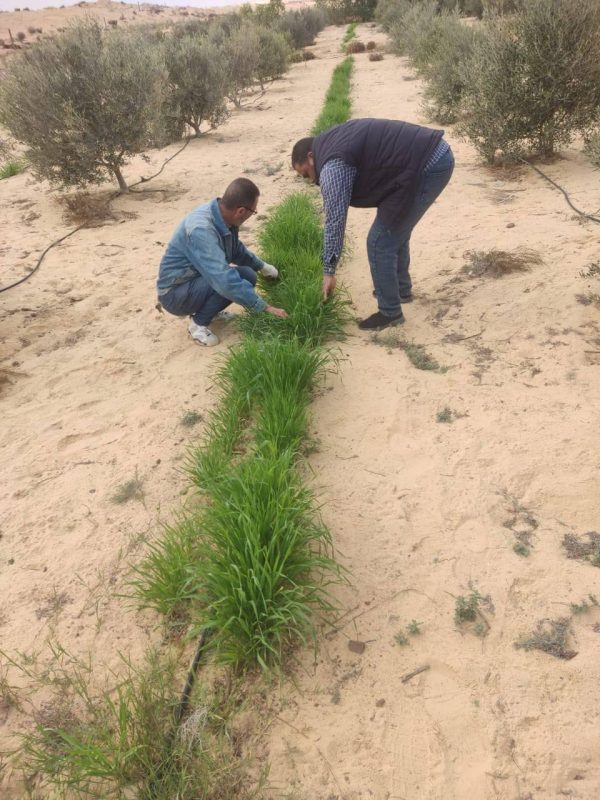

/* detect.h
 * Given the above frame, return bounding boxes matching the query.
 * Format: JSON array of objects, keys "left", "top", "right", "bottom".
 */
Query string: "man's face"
[
  {"left": 294, "top": 152, "right": 316, "bottom": 184},
  {"left": 233, "top": 201, "right": 258, "bottom": 226}
]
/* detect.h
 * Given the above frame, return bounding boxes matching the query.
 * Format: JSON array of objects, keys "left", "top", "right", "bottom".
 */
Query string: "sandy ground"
[{"left": 1, "top": 17, "right": 600, "bottom": 800}]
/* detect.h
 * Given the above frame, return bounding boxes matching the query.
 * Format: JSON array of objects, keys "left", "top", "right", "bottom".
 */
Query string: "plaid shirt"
[{"left": 320, "top": 159, "right": 357, "bottom": 275}]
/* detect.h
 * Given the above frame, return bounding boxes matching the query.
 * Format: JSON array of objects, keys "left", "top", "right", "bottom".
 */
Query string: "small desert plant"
[
  {"left": 180, "top": 410, "right": 203, "bottom": 427},
  {"left": 16, "top": 31, "right": 26, "bottom": 42},
  {"left": 369, "top": 51, "right": 383, "bottom": 61},
  {"left": 562, "top": 531, "right": 600, "bottom": 567},
  {"left": 459, "top": 0, "right": 600, "bottom": 162},
  {"left": 58, "top": 192, "right": 117, "bottom": 226},
  {"left": 366, "top": 40, "right": 376, "bottom": 49},
  {"left": 515, "top": 617, "right": 576, "bottom": 659},
  {"left": 0, "top": 159, "right": 27, "bottom": 179},
  {"left": 346, "top": 39, "right": 366, "bottom": 53},
  {"left": 111, "top": 475, "right": 144, "bottom": 505},
  {"left": 462, "top": 248, "right": 543, "bottom": 279}
]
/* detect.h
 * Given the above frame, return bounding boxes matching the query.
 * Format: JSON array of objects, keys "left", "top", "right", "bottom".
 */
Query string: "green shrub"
[
  {"left": 389, "top": 0, "right": 439, "bottom": 71},
  {"left": 255, "top": 27, "right": 291, "bottom": 88},
  {"left": 421, "top": 12, "right": 481, "bottom": 123},
  {"left": 458, "top": 0, "right": 600, "bottom": 162},
  {"left": 0, "top": 21, "right": 168, "bottom": 191},
  {"left": 317, "top": 0, "right": 378, "bottom": 24},
  {"left": 375, "top": 0, "right": 412, "bottom": 32},
  {"left": 278, "top": 7, "right": 327, "bottom": 49},
  {"left": 211, "top": 20, "right": 259, "bottom": 108},
  {"left": 163, "top": 34, "right": 228, "bottom": 137}
]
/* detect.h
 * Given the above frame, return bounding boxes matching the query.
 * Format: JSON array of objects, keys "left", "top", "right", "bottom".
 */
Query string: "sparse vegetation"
[
  {"left": 562, "top": 531, "right": 600, "bottom": 567},
  {"left": 59, "top": 192, "right": 117, "bottom": 227},
  {"left": 0, "top": 159, "right": 27, "bottom": 179},
  {"left": 369, "top": 52, "right": 384, "bottom": 61},
  {"left": 180, "top": 410, "right": 203, "bottom": 428},
  {"left": 346, "top": 39, "right": 367, "bottom": 53},
  {"left": 373, "top": 330, "right": 446, "bottom": 372},
  {"left": 515, "top": 617, "right": 576, "bottom": 659},
  {"left": 462, "top": 248, "right": 543, "bottom": 279},
  {"left": 455, "top": 588, "right": 492, "bottom": 636},
  {"left": 111, "top": 475, "right": 144, "bottom": 505}
]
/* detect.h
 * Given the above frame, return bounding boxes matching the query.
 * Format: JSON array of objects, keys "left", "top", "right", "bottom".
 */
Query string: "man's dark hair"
[
  {"left": 291, "top": 137, "right": 314, "bottom": 167},
  {"left": 221, "top": 177, "right": 260, "bottom": 210}
]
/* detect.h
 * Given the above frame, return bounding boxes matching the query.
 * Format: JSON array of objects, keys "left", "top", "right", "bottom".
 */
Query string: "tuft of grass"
[
  {"left": 372, "top": 330, "right": 446, "bottom": 372},
  {"left": 515, "top": 617, "right": 576, "bottom": 660},
  {"left": 407, "top": 619, "right": 422, "bottom": 635},
  {"left": 0, "top": 159, "right": 27, "bottom": 179},
  {"left": 513, "top": 541, "right": 530, "bottom": 557},
  {"left": 311, "top": 57, "right": 353, "bottom": 136},
  {"left": 191, "top": 449, "right": 341, "bottom": 669},
  {"left": 130, "top": 516, "right": 201, "bottom": 623},
  {"left": 111, "top": 475, "right": 144, "bottom": 505},
  {"left": 14, "top": 646, "right": 255, "bottom": 799},
  {"left": 436, "top": 406, "right": 453, "bottom": 423},
  {"left": 394, "top": 631, "right": 409, "bottom": 646},
  {"left": 569, "top": 594, "right": 598, "bottom": 615},
  {"left": 462, "top": 248, "right": 543, "bottom": 279},
  {"left": 369, "top": 52, "right": 384, "bottom": 61},
  {"left": 180, "top": 410, "right": 203, "bottom": 428}
]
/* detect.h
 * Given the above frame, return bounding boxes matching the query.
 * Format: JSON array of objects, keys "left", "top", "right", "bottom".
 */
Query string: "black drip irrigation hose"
[
  {"left": 148, "top": 628, "right": 211, "bottom": 798},
  {"left": 0, "top": 136, "right": 192, "bottom": 295},
  {"left": 519, "top": 157, "right": 600, "bottom": 224}
]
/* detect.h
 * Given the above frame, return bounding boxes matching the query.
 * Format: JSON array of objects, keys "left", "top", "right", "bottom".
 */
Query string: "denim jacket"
[{"left": 157, "top": 198, "right": 267, "bottom": 312}]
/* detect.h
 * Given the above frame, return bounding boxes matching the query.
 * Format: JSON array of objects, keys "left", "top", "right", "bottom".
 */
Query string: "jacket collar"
[{"left": 210, "top": 197, "right": 235, "bottom": 237}]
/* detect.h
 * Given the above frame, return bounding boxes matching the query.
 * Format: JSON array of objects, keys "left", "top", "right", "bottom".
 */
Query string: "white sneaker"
[
  {"left": 214, "top": 310, "right": 237, "bottom": 322},
  {"left": 188, "top": 320, "right": 219, "bottom": 346}
]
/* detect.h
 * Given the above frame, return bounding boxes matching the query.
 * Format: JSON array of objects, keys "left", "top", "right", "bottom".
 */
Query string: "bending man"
[
  {"left": 292, "top": 118, "right": 454, "bottom": 330},
  {"left": 157, "top": 177, "right": 286, "bottom": 346}
]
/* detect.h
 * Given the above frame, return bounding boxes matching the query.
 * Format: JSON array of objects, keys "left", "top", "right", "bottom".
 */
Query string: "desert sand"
[{"left": 1, "top": 16, "right": 600, "bottom": 800}]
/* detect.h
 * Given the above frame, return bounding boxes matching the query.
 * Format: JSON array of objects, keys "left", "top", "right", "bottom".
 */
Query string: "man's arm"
[
  {"left": 231, "top": 239, "right": 265, "bottom": 272},
  {"left": 188, "top": 226, "right": 267, "bottom": 312},
  {"left": 320, "top": 159, "right": 357, "bottom": 277}
]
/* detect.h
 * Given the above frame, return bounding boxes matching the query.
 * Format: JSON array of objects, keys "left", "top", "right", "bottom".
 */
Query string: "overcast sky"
[{"left": 0, "top": 0, "right": 249, "bottom": 11}]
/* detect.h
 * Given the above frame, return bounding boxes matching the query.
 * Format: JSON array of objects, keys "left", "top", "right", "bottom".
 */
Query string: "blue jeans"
[
  {"left": 367, "top": 148, "right": 454, "bottom": 317},
  {"left": 159, "top": 266, "right": 257, "bottom": 326}
]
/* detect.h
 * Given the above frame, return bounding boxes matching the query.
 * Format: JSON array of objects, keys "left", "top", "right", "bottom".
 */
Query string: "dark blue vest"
[{"left": 313, "top": 118, "right": 443, "bottom": 223}]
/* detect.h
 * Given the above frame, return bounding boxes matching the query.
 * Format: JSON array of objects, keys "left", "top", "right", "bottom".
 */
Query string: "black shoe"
[
  {"left": 358, "top": 310, "right": 405, "bottom": 330},
  {"left": 372, "top": 290, "right": 413, "bottom": 303}
]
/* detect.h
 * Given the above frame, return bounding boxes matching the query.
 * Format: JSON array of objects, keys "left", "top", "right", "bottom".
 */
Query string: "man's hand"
[
  {"left": 266, "top": 305, "right": 288, "bottom": 319},
  {"left": 261, "top": 263, "right": 279, "bottom": 279},
  {"left": 323, "top": 274, "right": 337, "bottom": 300}
]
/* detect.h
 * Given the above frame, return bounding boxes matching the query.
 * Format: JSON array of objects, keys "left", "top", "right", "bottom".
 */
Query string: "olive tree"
[
  {"left": 214, "top": 22, "right": 260, "bottom": 108},
  {"left": 163, "top": 33, "right": 228, "bottom": 137},
  {"left": 0, "top": 21, "right": 167, "bottom": 191},
  {"left": 459, "top": 0, "right": 600, "bottom": 162},
  {"left": 255, "top": 28, "right": 291, "bottom": 89}
]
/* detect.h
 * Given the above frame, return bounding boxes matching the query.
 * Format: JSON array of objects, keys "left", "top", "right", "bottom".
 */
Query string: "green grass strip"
[
  {"left": 0, "top": 159, "right": 26, "bottom": 179},
  {"left": 134, "top": 59, "right": 354, "bottom": 670},
  {"left": 311, "top": 56, "right": 353, "bottom": 136},
  {"left": 343, "top": 22, "right": 357, "bottom": 45}
]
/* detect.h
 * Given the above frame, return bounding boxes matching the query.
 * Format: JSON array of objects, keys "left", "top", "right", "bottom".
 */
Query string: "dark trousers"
[{"left": 159, "top": 266, "right": 257, "bottom": 326}]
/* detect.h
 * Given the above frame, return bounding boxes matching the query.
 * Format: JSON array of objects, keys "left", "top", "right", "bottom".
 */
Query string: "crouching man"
[{"left": 157, "top": 177, "right": 287, "bottom": 346}]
